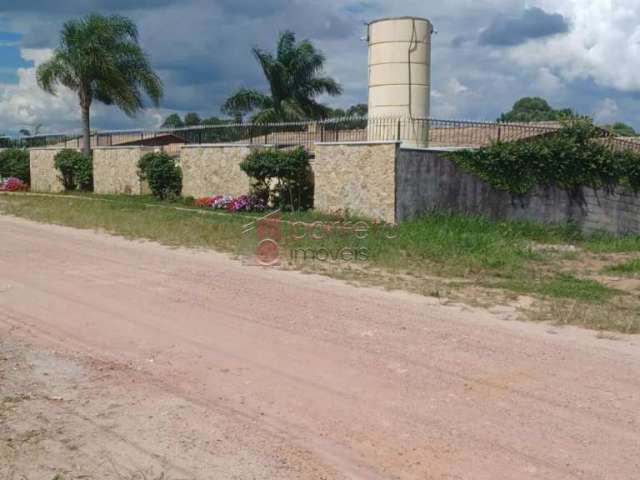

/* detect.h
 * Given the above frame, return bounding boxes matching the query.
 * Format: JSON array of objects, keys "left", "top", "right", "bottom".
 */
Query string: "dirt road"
[{"left": 1, "top": 215, "right": 639, "bottom": 479}]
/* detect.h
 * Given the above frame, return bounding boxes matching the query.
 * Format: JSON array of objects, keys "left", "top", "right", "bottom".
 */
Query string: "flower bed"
[
  {"left": 0, "top": 177, "right": 28, "bottom": 192},
  {"left": 194, "top": 194, "right": 266, "bottom": 213}
]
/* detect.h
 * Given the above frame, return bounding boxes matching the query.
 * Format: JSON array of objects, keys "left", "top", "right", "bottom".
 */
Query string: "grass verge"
[
  {"left": 1, "top": 192, "right": 639, "bottom": 333},
  {"left": 603, "top": 258, "right": 640, "bottom": 276}
]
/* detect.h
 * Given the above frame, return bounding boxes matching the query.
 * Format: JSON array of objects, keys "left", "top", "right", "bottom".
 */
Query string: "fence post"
[
  {"left": 497, "top": 126, "right": 502, "bottom": 142},
  {"left": 396, "top": 119, "right": 402, "bottom": 142}
]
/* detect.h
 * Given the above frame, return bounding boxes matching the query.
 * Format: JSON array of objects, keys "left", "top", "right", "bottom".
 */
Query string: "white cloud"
[
  {"left": 593, "top": 97, "right": 619, "bottom": 123},
  {"left": 534, "top": 67, "right": 564, "bottom": 94},
  {"left": 432, "top": 78, "right": 475, "bottom": 118},
  {"left": 0, "top": 48, "right": 165, "bottom": 135},
  {"left": 510, "top": 0, "right": 640, "bottom": 92},
  {"left": 1, "top": 0, "right": 640, "bottom": 132}
]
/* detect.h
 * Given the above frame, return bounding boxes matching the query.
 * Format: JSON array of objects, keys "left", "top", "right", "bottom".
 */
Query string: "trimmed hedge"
[
  {"left": 0, "top": 148, "right": 30, "bottom": 183},
  {"left": 54, "top": 149, "right": 93, "bottom": 191},
  {"left": 137, "top": 151, "right": 182, "bottom": 200},
  {"left": 240, "top": 147, "right": 313, "bottom": 210}
]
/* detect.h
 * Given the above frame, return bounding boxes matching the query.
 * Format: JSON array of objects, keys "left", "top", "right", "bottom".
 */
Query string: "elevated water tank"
[{"left": 367, "top": 16, "right": 433, "bottom": 146}]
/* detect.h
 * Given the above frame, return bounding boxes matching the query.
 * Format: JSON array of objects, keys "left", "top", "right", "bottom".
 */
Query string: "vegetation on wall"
[
  {"left": 450, "top": 119, "right": 640, "bottom": 198},
  {"left": 0, "top": 148, "right": 30, "bottom": 183},
  {"left": 240, "top": 147, "right": 313, "bottom": 210},
  {"left": 137, "top": 151, "right": 182, "bottom": 200},
  {"left": 54, "top": 149, "right": 93, "bottom": 191}
]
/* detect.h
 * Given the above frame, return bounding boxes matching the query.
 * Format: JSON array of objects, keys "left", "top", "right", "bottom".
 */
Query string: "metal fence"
[{"left": 9, "top": 117, "right": 640, "bottom": 154}]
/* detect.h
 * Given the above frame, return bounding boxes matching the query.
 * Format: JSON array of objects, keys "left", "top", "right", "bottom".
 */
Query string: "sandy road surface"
[{"left": 0, "top": 215, "right": 639, "bottom": 480}]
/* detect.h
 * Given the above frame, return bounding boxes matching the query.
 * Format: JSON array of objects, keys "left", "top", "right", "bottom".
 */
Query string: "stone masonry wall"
[
  {"left": 180, "top": 145, "right": 255, "bottom": 198},
  {"left": 29, "top": 148, "right": 72, "bottom": 193},
  {"left": 93, "top": 147, "right": 153, "bottom": 195},
  {"left": 314, "top": 142, "right": 398, "bottom": 223}
]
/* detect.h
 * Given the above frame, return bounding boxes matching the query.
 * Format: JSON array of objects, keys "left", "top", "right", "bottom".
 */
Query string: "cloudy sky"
[{"left": 0, "top": 0, "right": 639, "bottom": 135}]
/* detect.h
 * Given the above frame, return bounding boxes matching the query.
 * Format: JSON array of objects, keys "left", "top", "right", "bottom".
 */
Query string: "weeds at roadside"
[
  {"left": 602, "top": 258, "right": 640, "bottom": 276},
  {"left": 2, "top": 192, "right": 640, "bottom": 334}
]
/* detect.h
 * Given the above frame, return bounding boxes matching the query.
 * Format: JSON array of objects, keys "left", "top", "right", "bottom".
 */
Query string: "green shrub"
[
  {"left": 0, "top": 148, "right": 30, "bottom": 183},
  {"left": 240, "top": 147, "right": 313, "bottom": 210},
  {"left": 137, "top": 152, "right": 182, "bottom": 200},
  {"left": 54, "top": 149, "right": 93, "bottom": 191},
  {"left": 450, "top": 119, "right": 640, "bottom": 198}
]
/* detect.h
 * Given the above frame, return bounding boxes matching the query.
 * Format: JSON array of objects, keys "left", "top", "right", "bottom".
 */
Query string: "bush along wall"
[
  {"left": 240, "top": 147, "right": 314, "bottom": 211},
  {"left": 137, "top": 151, "right": 182, "bottom": 200},
  {"left": 54, "top": 149, "right": 93, "bottom": 191},
  {"left": 0, "top": 148, "right": 30, "bottom": 184},
  {"left": 449, "top": 119, "right": 640, "bottom": 203}
]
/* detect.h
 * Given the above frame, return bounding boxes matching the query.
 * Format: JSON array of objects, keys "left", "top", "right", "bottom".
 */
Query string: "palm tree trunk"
[{"left": 79, "top": 90, "right": 91, "bottom": 156}]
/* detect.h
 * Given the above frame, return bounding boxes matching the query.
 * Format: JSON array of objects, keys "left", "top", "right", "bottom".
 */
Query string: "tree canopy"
[
  {"left": 221, "top": 31, "right": 342, "bottom": 123},
  {"left": 160, "top": 112, "right": 231, "bottom": 128},
  {"left": 499, "top": 97, "right": 574, "bottom": 123},
  {"left": 37, "top": 14, "right": 163, "bottom": 155},
  {"left": 161, "top": 113, "right": 184, "bottom": 129},
  {"left": 604, "top": 122, "right": 637, "bottom": 137},
  {"left": 184, "top": 112, "right": 202, "bottom": 126}
]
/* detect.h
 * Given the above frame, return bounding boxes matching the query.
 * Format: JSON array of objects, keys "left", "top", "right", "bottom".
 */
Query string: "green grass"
[
  {"left": 582, "top": 232, "right": 640, "bottom": 253},
  {"left": 0, "top": 192, "right": 566, "bottom": 277},
  {"left": 493, "top": 274, "right": 619, "bottom": 303},
  {"left": 2, "top": 191, "right": 638, "bottom": 333},
  {"left": 603, "top": 258, "right": 640, "bottom": 276}
]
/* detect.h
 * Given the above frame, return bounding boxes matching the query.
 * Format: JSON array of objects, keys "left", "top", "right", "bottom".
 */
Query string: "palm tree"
[
  {"left": 37, "top": 14, "right": 163, "bottom": 155},
  {"left": 222, "top": 31, "right": 342, "bottom": 123}
]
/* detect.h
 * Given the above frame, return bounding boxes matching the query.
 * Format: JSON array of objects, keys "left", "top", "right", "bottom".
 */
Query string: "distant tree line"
[
  {"left": 160, "top": 103, "right": 368, "bottom": 129},
  {"left": 160, "top": 112, "right": 230, "bottom": 129},
  {"left": 499, "top": 96, "right": 637, "bottom": 137}
]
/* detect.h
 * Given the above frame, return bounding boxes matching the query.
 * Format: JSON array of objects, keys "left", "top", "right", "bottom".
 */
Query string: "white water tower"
[{"left": 367, "top": 16, "right": 433, "bottom": 146}]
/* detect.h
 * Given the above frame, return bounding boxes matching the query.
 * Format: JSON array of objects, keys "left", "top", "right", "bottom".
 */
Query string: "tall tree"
[
  {"left": 221, "top": 31, "right": 342, "bottom": 123},
  {"left": 605, "top": 122, "right": 637, "bottom": 137},
  {"left": 347, "top": 104, "right": 368, "bottom": 117},
  {"left": 161, "top": 113, "right": 184, "bottom": 129},
  {"left": 37, "top": 14, "right": 163, "bottom": 155},
  {"left": 184, "top": 112, "right": 202, "bottom": 126},
  {"left": 499, "top": 97, "right": 574, "bottom": 123}
]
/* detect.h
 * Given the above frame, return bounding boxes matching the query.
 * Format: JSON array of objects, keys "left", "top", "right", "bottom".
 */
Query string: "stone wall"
[
  {"left": 29, "top": 148, "right": 71, "bottom": 193},
  {"left": 180, "top": 144, "right": 255, "bottom": 198},
  {"left": 314, "top": 142, "right": 398, "bottom": 223},
  {"left": 396, "top": 148, "right": 640, "bottom": 235},
  {"left": 93, "top": 147, "right": 153, "bottom": 195}
]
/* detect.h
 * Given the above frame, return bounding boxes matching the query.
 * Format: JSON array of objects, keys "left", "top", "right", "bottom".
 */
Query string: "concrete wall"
[
  {"left": 180, "top": 144, "right": 255, "bottom": 198},
  {"left": 395, "top": 148, "right": 580, "bottom": 223},
  {"left": 396, "top": 148, "right": 640, "bottom": 235},
  {"left": 314, "top": 142, "right": 398, "bottom": 223},
  {"left": 29, "top": 148, "right": 72, "bottom": 193},
  {"left": 93, "top": 146, "right": 153, "bottom": 195}
]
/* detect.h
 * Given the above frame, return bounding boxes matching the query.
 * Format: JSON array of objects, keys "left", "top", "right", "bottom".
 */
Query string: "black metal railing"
[{"left": 11, "top": 117, "right": 640, "bottom": 154}]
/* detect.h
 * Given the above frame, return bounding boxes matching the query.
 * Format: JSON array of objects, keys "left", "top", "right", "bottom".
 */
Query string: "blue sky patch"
[{"left": 0, "top": 31, "right": 32, "bottom": 83}]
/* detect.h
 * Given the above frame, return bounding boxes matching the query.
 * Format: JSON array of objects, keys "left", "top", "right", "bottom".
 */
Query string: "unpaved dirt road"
[{"left": 1, "top": 215, "right": 639, "bottom": 480}]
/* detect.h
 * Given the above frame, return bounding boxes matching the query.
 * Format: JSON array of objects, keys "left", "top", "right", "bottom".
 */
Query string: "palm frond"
[{"left": 222, "top": 88, "right": 272, "bottom": 117}]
